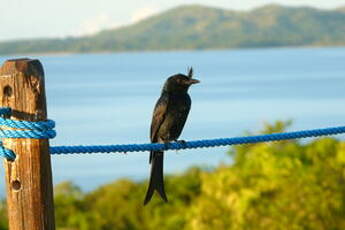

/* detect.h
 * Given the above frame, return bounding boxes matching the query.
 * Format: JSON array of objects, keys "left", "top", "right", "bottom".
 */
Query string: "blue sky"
[{"left": 1, "top": 0, "right": 344, "bottom": 41}]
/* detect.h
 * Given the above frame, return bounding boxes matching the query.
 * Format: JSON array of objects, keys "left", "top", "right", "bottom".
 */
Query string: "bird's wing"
[
  {"left": 150, "top": 93, "right": 169, "bottom": 143},
  {"left": 172, "top": 94, "right": 191, "bottom": 139}
]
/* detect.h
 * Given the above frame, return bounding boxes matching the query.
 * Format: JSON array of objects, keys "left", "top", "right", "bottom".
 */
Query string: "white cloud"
[
  {"left": 74, "top": 13, "right": 120, "bottom": 36},
  {"left": 71, "top": 7, "right": 159, "bottom": 37},
  {"left": 131, "top": 7, "right": 159, "bottom": 23}
]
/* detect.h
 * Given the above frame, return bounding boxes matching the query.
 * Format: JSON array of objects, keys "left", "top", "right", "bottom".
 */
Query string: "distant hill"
[
  {"left": 1, "top": 4, "right": 345, "bottom": 55},
  {"left": 336, "top": 6, "right": 345, "bottom": 12}
]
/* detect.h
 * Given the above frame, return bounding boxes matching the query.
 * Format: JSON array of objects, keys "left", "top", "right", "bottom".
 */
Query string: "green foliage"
[
  {"left": 0, "top": 200, "right": 8, "bottom": 230},
  {"left": 0, "top": 121, "right": 344, "bottom": 230},
  {"left": 53, "top": 168, "right": 202, "bottom": 230},
  {"left": 54, "top": 181, "right": 88, "bottom": 230},
  {"left": 0, "top": 5, "right": 345, "bottom": 55},
  {"left": 188, "top": 121, "right": 345, "bottom": 230}
]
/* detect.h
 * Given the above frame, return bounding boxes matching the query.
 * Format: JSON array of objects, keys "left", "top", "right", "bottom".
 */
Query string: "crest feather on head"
[{"left": 187, "top": 67, "right": 193, "bottom": 78}]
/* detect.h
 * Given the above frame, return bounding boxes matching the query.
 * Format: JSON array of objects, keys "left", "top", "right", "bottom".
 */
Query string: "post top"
[{"left": 0, "top": 59, "right": 43, "bottom": 77}]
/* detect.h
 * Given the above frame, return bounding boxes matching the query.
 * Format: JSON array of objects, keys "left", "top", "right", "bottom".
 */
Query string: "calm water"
[{"left": 0, "top": 47, "right": 344, "bottom": 196}]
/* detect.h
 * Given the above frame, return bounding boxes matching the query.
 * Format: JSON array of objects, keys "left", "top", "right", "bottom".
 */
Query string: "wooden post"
[{"left": 0, "top": 59, "right": 55, "bottom": 230}]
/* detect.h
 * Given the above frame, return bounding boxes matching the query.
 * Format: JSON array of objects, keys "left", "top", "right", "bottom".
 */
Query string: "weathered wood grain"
[{"left": 0, "top": 59, "right": 55, "bottom": 230}]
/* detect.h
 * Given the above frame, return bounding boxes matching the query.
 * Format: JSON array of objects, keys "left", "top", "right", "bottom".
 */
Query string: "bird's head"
[{"left": 163, "top": 67, "right": 200, "bottom": 93}]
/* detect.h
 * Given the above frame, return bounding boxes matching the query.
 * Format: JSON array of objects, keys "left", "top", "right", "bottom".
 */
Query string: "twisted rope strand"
[{"left": 49, "top": 126, "right": 345, "bottom": 154}]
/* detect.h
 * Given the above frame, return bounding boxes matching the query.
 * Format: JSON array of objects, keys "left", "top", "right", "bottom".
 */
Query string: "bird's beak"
[{"left": 188, "top": 79, "right": 200, "bottom": 85}]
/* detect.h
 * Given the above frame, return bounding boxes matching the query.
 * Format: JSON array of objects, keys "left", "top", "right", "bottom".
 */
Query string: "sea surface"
[{"left": 0, "top": 47, "right": 344, "bottom": 196}]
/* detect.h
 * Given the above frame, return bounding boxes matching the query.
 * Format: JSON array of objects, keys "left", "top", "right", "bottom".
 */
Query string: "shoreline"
[{"left": 0, "top": 44, "right": 345, "bottom": 58}]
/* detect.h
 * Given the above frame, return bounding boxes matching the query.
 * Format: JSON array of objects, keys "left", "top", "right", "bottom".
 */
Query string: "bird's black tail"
[{"left": 144, "top": 151, "right": 168, "bottom": 205}]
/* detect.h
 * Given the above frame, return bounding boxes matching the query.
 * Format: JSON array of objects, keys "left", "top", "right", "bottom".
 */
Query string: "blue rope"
[
  {"left": 0, "top": 141, "right": 16, "bottom": 160},
  {"left": 50, "top": 126, "right": 345, "bottom": 155},
  {"left": 0, "top": 108, "right": 55, "bottom": 131},
  {"left": 0, "top": 106, "right": 345, "bottom": 159},
  {"left": 0, "top": 107, "right": 56, "bottom": 160}
]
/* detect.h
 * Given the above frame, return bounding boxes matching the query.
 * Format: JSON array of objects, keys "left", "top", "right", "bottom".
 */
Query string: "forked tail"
[{"left": 144, "top": 151, "right": 168, "bottom": 205}]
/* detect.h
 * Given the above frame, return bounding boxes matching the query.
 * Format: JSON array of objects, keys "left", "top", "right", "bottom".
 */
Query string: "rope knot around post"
[{"left": 0, "top": 107, "right": 56, "bottom": 160}]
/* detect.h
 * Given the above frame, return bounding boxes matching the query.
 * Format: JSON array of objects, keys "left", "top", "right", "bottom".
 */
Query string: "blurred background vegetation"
[{"left": 0, "top": 121, "right": 344, "bottom": 230}]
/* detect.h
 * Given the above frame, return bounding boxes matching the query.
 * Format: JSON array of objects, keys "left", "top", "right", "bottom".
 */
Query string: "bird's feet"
[
  {"left": 174, "top": 140, "right": 187, "bottom": 154},
  {"left": 162, "top": 140, "right": 187, "bottom": 151},
  {"left": 175, "top": 140, "right": 187, "bottom": 146}
]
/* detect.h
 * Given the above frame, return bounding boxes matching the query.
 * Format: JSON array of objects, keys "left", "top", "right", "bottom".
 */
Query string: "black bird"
[{"left": 144, "top": 68, "right": 200, "bottom": 205}]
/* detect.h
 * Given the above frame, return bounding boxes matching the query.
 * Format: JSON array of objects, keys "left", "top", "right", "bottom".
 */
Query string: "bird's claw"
[
  {"left": 176, "top": 140, "right": 187, "bottom": 146},
  {"left": 174, "top": 140, "right": 187, "bottom": 154}
]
